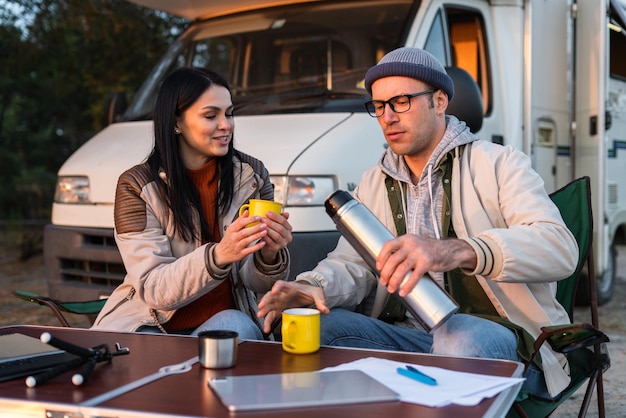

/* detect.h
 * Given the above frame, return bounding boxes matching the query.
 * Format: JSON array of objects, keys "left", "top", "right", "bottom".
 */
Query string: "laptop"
[
  {"left": 0, "top": 333, "right": 75, "bottom": 382},
  {"left": 208, "top": 369, "right": 399, "bottom": 412}
]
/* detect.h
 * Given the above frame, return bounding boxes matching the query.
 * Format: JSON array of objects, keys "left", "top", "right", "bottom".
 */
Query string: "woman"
[{"left": 91, "top": 67, "right": 292, "bottom": 339}]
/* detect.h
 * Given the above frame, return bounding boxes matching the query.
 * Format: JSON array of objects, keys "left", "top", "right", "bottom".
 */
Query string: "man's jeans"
[{"left": 320, "top": 308, "right": 554, "bottom": 399}]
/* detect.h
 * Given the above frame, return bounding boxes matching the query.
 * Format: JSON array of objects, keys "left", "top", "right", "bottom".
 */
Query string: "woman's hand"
[
  {"left": 258, "top": 211, "right": 293, "bottom": 263},
  {"left": 212, "top": 211, "right": 270, "bottom": 266}
]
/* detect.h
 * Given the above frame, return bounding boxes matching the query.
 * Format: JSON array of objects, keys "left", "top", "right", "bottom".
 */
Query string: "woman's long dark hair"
[{"left": 148, "top": 67, "right": 238, "bottom": 242}]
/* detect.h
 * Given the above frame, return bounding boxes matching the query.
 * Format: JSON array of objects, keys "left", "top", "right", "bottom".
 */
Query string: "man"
[{"left": 258, "top": 47, "right": 578, "bottom": 399}]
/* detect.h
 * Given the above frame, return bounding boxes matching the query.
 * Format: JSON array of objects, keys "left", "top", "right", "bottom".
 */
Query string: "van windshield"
[{"left": 124, "top": 0, "right": 415, "bottom": 120}]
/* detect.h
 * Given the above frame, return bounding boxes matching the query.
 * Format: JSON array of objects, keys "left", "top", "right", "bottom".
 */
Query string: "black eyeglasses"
[{"left": 364, "top": 89, "right": 436, "bottom": 117}]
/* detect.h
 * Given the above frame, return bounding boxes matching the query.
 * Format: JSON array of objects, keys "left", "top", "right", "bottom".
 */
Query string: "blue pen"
[{"left": 396, "top": 365, "right": 438, "bottom": 386}]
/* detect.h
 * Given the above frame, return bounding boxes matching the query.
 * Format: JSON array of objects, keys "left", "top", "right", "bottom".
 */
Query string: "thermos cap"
[{"left": 325, "top": 190, "right": 354, "bottom": 218}]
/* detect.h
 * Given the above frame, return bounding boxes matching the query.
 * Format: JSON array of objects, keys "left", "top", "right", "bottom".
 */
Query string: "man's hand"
[
  {"left": 376, "top": 235, "right": 477, "bottom": 296},
  {"left": 257, "top": 281, "right": 329, "bottom": 334}
]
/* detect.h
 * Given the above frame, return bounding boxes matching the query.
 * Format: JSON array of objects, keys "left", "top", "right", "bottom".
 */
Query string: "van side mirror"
[{"left": 102, "top": 92, "right": 127, "bottom": 127}]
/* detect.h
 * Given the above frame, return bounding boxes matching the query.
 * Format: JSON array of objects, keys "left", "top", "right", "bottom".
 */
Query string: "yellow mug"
[
  {"left": 281, "top": 308, "right": 320, "bottom": 354},
  {"left": 238, "top": 199, "right": 283, "bottom": 227}
]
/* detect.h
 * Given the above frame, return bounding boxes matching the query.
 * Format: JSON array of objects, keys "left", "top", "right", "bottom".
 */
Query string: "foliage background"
[{"left": 0, "top": 0, "right": 186, "bottom": 222}]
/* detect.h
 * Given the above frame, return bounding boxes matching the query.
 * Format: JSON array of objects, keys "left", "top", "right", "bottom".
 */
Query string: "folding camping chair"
[{"left": 508, "top": 176, "right": 610, "bottom": 417}]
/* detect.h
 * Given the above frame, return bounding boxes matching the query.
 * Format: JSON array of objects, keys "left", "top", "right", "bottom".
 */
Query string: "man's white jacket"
[{"left": 296, "top": 116, "right": 578, "bottom": 396}]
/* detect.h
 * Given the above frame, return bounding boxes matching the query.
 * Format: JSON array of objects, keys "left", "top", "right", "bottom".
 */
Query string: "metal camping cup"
[
  {"left": 324, "top": 190, "right": 459, "bottom": 332},
  {"left": 198, "top": 330, "right": 238, "bottom": 368}
]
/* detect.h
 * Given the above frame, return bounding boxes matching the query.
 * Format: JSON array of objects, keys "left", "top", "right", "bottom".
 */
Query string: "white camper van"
[{"left": 46, "top": 0, "right": 625, "bottom": 305}]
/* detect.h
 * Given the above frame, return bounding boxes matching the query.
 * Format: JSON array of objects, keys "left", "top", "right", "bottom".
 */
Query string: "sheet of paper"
[{"left": 321, "top": 357, "right": 524, "bottom": 407}]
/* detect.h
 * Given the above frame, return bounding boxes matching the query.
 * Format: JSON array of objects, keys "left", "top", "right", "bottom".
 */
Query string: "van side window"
[
  {"left": 425, "top": 7, "right": 491, "bottom": 115},
  {"left": 424, "top": 11, "right": 448, "bottom": 65}
]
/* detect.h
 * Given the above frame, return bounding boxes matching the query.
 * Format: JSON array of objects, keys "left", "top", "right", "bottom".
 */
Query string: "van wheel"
[{"left": 575, "top": 244, "right": 616, "bottom": 306}]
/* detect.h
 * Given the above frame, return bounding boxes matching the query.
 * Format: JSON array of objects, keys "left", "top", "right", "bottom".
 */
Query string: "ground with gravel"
[{"left": 1, "top": 237, "right": 624, "bottom": 417}]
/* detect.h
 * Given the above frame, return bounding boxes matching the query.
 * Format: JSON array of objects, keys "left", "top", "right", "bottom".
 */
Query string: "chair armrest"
[
  {"left": 523, "top": 322, "right": 609, "bottom": 372},
  {"left": 12, "top": 290, "right": 72, "bottom": 327},
  {"left": 538, "top": 322, "right": 609, "bottom": 354},
  {"left": 12, "top": 290, "right": 108, "bottom": 327}
]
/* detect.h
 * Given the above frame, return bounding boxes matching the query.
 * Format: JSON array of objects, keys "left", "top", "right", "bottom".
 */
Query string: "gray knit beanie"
[{"left": 364, "top": 47, "right": 454, "bottom": 100}]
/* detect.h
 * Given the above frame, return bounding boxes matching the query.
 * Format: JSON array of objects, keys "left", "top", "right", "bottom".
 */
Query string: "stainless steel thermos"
[{"left": 324, "top": 190, "right": 459, "bottom": 332}]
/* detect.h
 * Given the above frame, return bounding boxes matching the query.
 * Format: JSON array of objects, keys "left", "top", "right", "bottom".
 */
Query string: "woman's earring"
[{"left": 174, "top": 127, "right": 181, "bottom": 134}]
